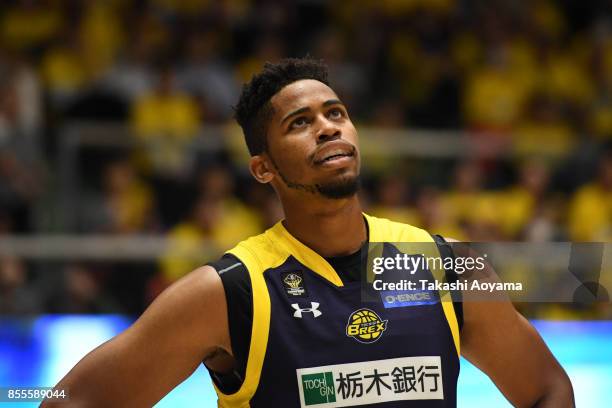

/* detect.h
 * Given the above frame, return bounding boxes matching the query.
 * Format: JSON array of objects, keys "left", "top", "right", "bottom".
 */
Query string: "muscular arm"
[
  {"left": 41, "top": 266, "right": 231, "bottom": 407},
  {"left": 462, "top": 301, "right": 574, "bottom": 407},
  {"left": 445, "top": 238, "right": 574, "bottom": 407}
]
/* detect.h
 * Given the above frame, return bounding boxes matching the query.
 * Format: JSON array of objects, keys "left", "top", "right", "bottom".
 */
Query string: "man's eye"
[
  {"left": 329, "top": 109, "right": 343, "bottom": 119},
  {"left": 290, "top": 117, "right": 308, "bottom": 129}
]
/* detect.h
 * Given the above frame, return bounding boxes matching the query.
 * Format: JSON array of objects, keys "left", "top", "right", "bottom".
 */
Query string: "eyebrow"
[
  {"left": 281, "top": 107, "right": 310, "bottom": 125},
  {"left": 280, "top": 99, "right": 345, "bottom": 125},
  {"left": 323, "top": 99, "right": 343, "bottom": 107}
]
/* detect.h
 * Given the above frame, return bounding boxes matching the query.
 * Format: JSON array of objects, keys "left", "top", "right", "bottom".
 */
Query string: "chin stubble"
[{"left": 269, "top": 154, "right": 360, "bottom": 199}]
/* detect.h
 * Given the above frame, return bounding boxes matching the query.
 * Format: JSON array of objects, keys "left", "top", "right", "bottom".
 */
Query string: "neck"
[{"left": 281, "top": 194, "right": 366, "bottom": 258}]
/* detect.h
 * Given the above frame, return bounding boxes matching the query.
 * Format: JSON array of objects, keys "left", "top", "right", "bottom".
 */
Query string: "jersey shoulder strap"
[
  {"left": 432, "top": 234, "right": 464, "bottom": 332},
  {"left": 364, "top": 213, "right": 461, "bottom": 355},
  {"left": 206, "top": 254, "right": 251, "bottom": 394},
  {"left": 364, "top": 213, "right": 433, "bottom": 242},
  {"left": 214, "top": 225, "right": 291, "bottom": 407}
]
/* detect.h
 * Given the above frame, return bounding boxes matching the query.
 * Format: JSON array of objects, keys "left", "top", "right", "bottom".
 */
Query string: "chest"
[
  {"left": 263, "top": 257, "right": 455, "bottom": 364},
  {"left": 255, "top": 258, "right": 459, "bottom": 407}
]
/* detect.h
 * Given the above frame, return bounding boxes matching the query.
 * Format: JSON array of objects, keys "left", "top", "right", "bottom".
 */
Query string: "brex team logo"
[
  {"left": 345, "top": 308, "right": 388, "bottom": 343},
  {"left": 282, "top": 271, "right": 307, "bottom": 297}
]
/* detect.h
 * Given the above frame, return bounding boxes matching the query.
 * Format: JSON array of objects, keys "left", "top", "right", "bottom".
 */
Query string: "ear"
[{"left": 249, "top": 154, "right": 274, "bottom": 184}]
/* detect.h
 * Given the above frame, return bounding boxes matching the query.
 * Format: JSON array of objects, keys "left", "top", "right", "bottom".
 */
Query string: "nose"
[{"left": 316, "top": 116, "right": 341, "bottom": 144}]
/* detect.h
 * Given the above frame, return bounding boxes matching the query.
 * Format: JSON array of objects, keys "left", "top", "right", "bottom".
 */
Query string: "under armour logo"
[{"left": 292, "top": 302, "right": 322, "bottom": 318}]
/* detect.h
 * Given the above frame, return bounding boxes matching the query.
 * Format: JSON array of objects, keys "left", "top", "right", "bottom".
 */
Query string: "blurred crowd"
[{"left": 0, "top": 0, "right": 611, "bottom": 317}]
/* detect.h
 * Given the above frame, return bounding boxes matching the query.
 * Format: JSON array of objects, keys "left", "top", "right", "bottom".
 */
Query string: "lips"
[
  {"left": 312, "top": 142, "right": 356, "bottom": 165},
  {"left": 320, "top": 150, "right": 351, "bottom": 162}
]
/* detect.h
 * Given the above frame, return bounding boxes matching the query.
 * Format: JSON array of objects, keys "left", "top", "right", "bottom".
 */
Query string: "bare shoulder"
[
  {"left": 142, "top": 265, "right": 225, "bottom": 321},
  {"left": 134, "top": 264, "right": 228, "bottom": 347},
  {"left": 156, "top": 265, "right": 224, "bottom": 308}
]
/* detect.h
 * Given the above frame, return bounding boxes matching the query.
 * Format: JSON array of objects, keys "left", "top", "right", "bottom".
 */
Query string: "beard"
[
  {"left": 278, "top": 170, "right": 360, "bottom": 199},
  {"left": 272, "top": 158, "right": 360, "bottom": 199},
  {"left": 315, "top": 175, "right": 361, "bottom": 199}
]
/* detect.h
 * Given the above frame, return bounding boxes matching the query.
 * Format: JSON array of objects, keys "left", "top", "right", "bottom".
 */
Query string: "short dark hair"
[{"left": 234, "top": 57, "right": 329, "bottom": 156}]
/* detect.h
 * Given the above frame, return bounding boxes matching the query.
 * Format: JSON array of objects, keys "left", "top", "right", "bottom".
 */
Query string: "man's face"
[{"left": 257, "top": 79, "right": 361, "bottom": 199}]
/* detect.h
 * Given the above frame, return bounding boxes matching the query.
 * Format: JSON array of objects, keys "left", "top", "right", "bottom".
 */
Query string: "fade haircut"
[{"left": 234, "top": 57, "right": 329, "bottom": 156}]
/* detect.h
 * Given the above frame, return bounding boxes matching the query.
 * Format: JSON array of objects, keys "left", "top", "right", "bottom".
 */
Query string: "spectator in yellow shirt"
[
  {"left": 161, "top": 166, "right": 262, "bottom": 282},
  {"left": 368, "top": 174, "right": 418, "bottom": 226},
  {"left": 464, "top": 50, "right": 529, "bottom": 132},
  {"left": 500, "top": 158, "right": 551, "bottom": 239},
  {"left": 1, "top": 1, "right": 63, "bottom": 52},
  {"left": 160, "top": 195, "right": 223, "bottom": 284},
  {"left": 568, "top": 151, "right": 612, "bottom": 241},
  {"left": 415, "top": 187, "right": 465, "bottom": 240},
  {"left": 131, "top": 67, "right": 200, "bottom": 176},
  {"left": 81, "top": 159, "right": 158, "bottom": 234},
  {"left": 196, "top": 165, "right": 262, "bottom": 248},
  {"left": 513, "top": 94, "right": 574, "bottom": 157},
  {"left": 441, "top": 160, "right": 486, "bottom": 226}
]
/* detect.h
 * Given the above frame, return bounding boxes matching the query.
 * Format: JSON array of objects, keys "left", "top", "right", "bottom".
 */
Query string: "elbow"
[{"left": 533, "top": 369, "right": 575, "bottom": 408}]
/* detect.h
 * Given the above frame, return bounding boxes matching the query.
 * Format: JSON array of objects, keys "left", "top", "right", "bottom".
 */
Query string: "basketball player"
[{"left": 42, "top": 58, "right": 574, "bottom": 407}]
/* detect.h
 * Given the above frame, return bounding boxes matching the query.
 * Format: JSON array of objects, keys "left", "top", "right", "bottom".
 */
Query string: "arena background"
[{"left": 0, "top": 0, "right": 611, "bottom": 406}]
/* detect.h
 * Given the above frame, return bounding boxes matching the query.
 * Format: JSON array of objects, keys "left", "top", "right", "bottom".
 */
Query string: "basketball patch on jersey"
[
  {"left": 345, "top": 308, "right": 388, "bottom": 343},
  {"left": 380, "top": 289, "right": 439, "bottom": 308},
  {"left": 296, "top": 356, "right": 444, "bottom": 407},
  {"left": 281, "top": 271, "right": 308, "bottom": 297}
]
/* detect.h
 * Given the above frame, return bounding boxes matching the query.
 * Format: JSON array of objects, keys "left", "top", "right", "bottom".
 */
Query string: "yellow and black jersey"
[{"left": 207, "top": 214, "right": 462, "bottom": 408}]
